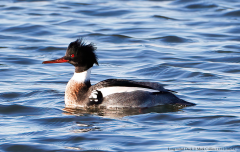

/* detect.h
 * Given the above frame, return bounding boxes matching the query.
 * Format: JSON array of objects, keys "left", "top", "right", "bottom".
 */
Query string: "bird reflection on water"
[{"left": 63, "top": 105, "right": 186, "bottom": 119}]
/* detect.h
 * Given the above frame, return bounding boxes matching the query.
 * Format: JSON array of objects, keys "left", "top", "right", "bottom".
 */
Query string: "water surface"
[{"left": 0, "top": 0, "right": 240, "bottom": 151}]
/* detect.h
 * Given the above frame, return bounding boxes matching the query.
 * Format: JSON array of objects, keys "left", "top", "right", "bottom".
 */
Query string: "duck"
[{"left": 43, "top": 39, "right": 195, "bottom": 108}]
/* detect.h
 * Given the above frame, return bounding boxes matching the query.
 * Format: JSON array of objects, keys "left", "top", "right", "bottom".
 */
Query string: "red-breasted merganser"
[{"left": 43, "top": 39, "right": 195, "bottom": 108}]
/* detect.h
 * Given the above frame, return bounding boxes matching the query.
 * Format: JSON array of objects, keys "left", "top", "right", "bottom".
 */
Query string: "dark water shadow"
[{"left": 63, "top": 105, "right": 187, "bottom": 119}]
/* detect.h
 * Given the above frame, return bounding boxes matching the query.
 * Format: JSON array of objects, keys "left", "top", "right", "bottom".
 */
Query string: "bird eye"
[{"left": 71, "top": 54, "right": 75, "bottom": 57}]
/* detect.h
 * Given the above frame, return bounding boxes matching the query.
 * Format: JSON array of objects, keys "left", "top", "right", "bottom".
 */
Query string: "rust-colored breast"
[{"left": 65, "top": 79, "right": 88, "bottom": 108}]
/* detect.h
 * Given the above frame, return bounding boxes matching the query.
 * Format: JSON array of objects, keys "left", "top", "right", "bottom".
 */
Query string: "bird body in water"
[{"left": 43, "top": 39, "right": 195, "bottom": 108}]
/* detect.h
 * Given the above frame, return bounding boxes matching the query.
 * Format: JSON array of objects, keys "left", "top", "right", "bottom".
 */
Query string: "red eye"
[{"left": 71, "top": 54, "right": 75, "bottom": 57}]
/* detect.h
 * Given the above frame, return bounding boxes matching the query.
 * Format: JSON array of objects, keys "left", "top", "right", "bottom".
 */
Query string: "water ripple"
[{"left": 1, "top": 0, "right": 240, "bottom": 151}]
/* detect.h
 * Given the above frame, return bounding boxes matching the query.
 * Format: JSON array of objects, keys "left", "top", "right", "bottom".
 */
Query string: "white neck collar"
[{"left": 71, "top": 68, "right": 91, "bottom": 83}]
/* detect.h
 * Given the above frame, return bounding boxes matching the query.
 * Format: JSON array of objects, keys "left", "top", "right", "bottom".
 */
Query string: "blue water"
[{"left": 0, "top": 0, "right": 240, "bottom": 151}]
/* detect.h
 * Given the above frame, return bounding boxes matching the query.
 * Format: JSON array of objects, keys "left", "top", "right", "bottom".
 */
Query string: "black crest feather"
[{"left": 66, "top": 38, "right": 98, "bottom": 72}]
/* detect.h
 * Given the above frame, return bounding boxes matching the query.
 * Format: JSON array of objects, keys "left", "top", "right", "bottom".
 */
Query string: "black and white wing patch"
[
  {"left": 88, "top": 90, "right": 103, "bottom": 106},
  {"left": 89, "top": 79, "right": 177, "bottom": 99},
  {"left": 92, "top": 79, "right": 169, "bottom": 92}
]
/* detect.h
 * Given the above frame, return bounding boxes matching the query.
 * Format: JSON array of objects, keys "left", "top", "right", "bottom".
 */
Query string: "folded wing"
[{"left": 90, "top": 79, "right": 172, "bottom": 97}]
